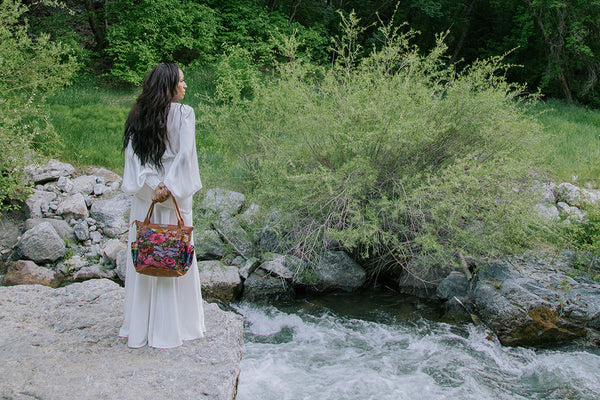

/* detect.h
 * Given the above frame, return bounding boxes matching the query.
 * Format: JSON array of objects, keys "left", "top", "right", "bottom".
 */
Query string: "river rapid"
[{"left": 234, "top": 290, "right": 600, "bottom": 400}]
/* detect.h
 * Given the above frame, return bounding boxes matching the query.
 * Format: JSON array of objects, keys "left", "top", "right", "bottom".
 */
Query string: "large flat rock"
[{"left": 0, "top": 279, "right": 243, "bottom": 400}]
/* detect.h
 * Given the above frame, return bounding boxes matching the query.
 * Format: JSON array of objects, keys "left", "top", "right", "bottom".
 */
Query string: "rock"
[
  {"left": 73, "top": 220, "right": 90, "bottom": 241},
  {"left": 73, "top": 264, "right": 116, "bottom": 281},
  {"left": 116, "top": 249, "right": 128, "bottom": 282},
  {"left": 436, "top": 271, "right": 470, "bottom": 300},
  {"left": 0, "top": 279, "right": 243, "bottom": 400},
  {"left": 25, "top": 189, "right": 57, "bottom": 218},
  {"left": 25, "top": 159, "right": 74, "bottom": 184},
  {"left": 212, "top": 215, "right": 254, "bottom": 259},
  {"left": 397, "top": 256, "right": 453, "bottom": 297},
  {"left": 1, "top": 260, "right": 60, "bottom": 287},
  {"left": 242, "top": 269, "right": 294, "bottom": 302},
  {"left": 554, "top": 182, "right": 600, "bottom": 206},
  {"left": 93, "top": 183, "right": 107, "bottom": 196},
  {"left": 56, "top": 192, "right": 89, "bottom": 220},
  {"left": 312, "top": 251, "right": 366, "bottom": 292},
  {"left": 89, "top": 230, "right": 102, "bottom": 244},
  {"left": 471, "top": 256, "right": 599, "bottom": 347},
  {"left": 201, "top": 188, "right": 245, "bottom": 217},
  {"left": 536, "top": 181, "right": 557, "bottom": 203},
  {"left": 534, "top": 203, "right": 560, "bottom": 221},
  {"left": 71, "top": 175, "right": 97, "bottom": 195},
  {"left": 239, "top": 257, "right": 260, "bottom": 280},
  {"left": 238, "top": 203, "right": 261, "bottom": 227},
  {"left": 56, "top": 176, "right": 73, "bottom": 193},
  {"left": 198, "top": 261, "right": 242, "bottom": 303},
  {"left": 87, "top": 167, "right": 122, "bottom": 186},
  {"left": 194, "top": 229, "right": 227, "bottom": 260},
  {"left": 90, "top": 192, "right": 131, "bottom": 237},
  {"left": 103, "top": 239, "right": 127, "bottom": 266},
  {"left": 556, "top": 201, "right": 571, "bottom": 215},
  {"left": 0, "top": 212, "right": 21, "bottom": 260},
  {"left": 16, "top": 222, "right": 66, "bottom": 263},
  {"left": 25, "top": 218, "right": 76, "bottom": 242},
  {"left": 260, "top": 253, "right": 306, "bottom": 282},
  {"left": 258, "top": 210, "right": 294, "bottom": 254}
]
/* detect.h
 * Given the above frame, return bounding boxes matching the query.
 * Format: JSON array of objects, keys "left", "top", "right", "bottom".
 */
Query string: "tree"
[{"left": 0, "top": 0, "right": 78, "bottom": 214}]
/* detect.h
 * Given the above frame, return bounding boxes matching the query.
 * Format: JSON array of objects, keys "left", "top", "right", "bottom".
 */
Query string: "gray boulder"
[
  {"left": 90, "top": 192, "right": 131, "bottom": 237},
  {"left": 201, "top": 188, "right": 245, "bottom": 217},
  {"left": 397, "top": 256, "right": 454, "bottom": 297},
  {"left": 73, "top": 264, "right": 117, "bottom": 281},
  {"left": 25, "top": 159, "right": 74, "bottom": 184},
  {"left": 71, "top": 175, "right": 97, "bottom": 195},
  {"left": 0, "top": 212, "right": 21, "bottom": 260},
  {"left": 25, "top": 218, "right": 76, "bottom": 242},
  {"left": 1, "top": 260, "right": 60, "bottom": 287},
  {"left": 0, "top": 279, "right": 243, "bottom": 400},
  {"left": 194, "top": 229, "right": 227, "bottom": 260},
  {"left": 56, "top": 192, "right": 89, "bottom": 220},
  {"left": 103, "top": 239, "right": 127, "bottom": 266},
  {"left": 198, "top": 261, "right": 242, "bottom": 303},
  {"left": 116, "top": 248, "right": 128, "bottom": 282},
  {"left": 16, "top": 222, "right": 66, "bottom": 263},
  {"left": 471, "top": 255, "right": 600, "bottom": 347},
  {"left": 25, "top": 189, "right": 57, "bottom": 218},
  {"left": 534, "top": 203, "right": 560, "bottom": 221},
  {"left": 56, "top": 176, "right": 74, "bottom": 193},
  {"left": 242, "top": 269, "right": 294, "bottom": 302},
  {"left": 212, "top": 215, "right": 254, "bottom": 259},
  {"left": 312, "top": 251, "right": 366, "bottom": 292},
  {"left": 239, "top": 257, "right": 260, "bottom": 280},
  {"left": 260, "top": 253, "right": 307, "bottom": 284},
  {"left": 436, "top": 271, "right": 470, "bottom": 300},
  {"left": 554, "top": 182, "right": 600, "bottom": 206}
]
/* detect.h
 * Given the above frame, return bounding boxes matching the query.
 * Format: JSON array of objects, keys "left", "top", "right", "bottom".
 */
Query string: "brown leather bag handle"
[{"left": 142, "top": 188, "right": 185, "bottom": 229}]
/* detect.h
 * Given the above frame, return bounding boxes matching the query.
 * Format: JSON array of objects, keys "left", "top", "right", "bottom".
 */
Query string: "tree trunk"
[
  {"left": 84, "top": 0, "right": 106, "bottom": 50},
  {"left": 528, "top": 0, "right": 573, "bottom": 102},
  {"left": 450, "top": 0, "right": 476, "bottom": 64}
]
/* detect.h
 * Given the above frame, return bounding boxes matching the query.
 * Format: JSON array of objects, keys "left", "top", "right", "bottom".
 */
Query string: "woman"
[{"left": 119, "top": 63, "right": 205, "bottom": 348}]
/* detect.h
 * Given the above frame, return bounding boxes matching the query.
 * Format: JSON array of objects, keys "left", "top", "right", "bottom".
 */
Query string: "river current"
[{"left": 234, "top": 290, "right": 600, "bottom": 400}]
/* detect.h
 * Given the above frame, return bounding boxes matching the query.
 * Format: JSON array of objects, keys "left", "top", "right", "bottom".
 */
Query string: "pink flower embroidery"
[
  {"left": 165, "top": 231, "right": 179, "bottom": 240},
  {"left": 160, "top": 257, "right": 176, "bottom": 267},
  {"left": 148, "top": 233, "right": 165, "bottom": 244}
]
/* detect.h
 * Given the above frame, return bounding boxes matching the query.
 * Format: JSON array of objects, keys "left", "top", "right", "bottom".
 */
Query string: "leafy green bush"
[
  {"left": 566, "top": 202, "right": 600, "bottom": 258},
  {"left": 104, "top": 0, "right": 218, "bottom": 84},
  {"left": 0, "top": 0, "right": 77, "bottom": 214},
  {"left": 201, "top": 12, "right": 545, "bottom": 275}
]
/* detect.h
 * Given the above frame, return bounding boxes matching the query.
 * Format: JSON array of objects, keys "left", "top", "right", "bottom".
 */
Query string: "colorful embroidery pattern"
[{"left": 132, "top": 225, "right": 194, "bottom": 276}]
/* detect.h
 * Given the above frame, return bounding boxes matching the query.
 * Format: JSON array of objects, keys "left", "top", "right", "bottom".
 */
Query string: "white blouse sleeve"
[
  {"left": 163, "top": 105, "right": 202, "bottom": 200},
  {"left": 122, "top": 141, "right": 161, "bottom": 199}
]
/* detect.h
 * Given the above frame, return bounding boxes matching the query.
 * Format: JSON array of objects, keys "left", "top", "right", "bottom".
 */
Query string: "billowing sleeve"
[
  {"left": 163, "top": 106, "right": 202, "bottom": 200},
  {"left": 122, "top": 141, "right": 161, "bottom": 200}
]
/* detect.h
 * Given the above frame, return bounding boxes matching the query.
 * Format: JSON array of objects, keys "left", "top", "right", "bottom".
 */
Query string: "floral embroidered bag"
[{"left": 131, "top": 194, "right": 194, "bottom": 277}]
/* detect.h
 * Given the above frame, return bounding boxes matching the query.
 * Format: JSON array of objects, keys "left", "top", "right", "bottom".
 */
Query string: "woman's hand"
[{"left": 152, "top": 182, "right": 171, "bottom": 202}]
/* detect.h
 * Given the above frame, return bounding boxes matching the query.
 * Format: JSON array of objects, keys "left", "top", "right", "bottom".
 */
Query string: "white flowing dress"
[{"left": 119, "top": 102, "right": 206, "bottom": 349}]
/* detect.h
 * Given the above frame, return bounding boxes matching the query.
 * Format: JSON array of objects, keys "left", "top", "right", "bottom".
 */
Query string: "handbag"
[{"left": 131, "top": 193, "right": 195, "bottom": 277}]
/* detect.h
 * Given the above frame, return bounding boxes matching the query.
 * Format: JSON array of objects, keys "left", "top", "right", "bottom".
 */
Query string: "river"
[{"left": 234, "top": 290, "right": 600, "bottom": 400}]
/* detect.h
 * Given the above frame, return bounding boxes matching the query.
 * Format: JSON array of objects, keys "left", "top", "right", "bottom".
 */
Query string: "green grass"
[
  {"left": 532, "top": 99, "right": 600, "bottom": 187},
  {"left": 48, "top": 80, "right": 137, "bottom": 172}
]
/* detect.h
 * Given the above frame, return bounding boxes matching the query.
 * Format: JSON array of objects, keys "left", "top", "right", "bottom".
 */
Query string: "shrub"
[
  {"left": 201, "top": 12, "right": 546, "bottom": 276},
  {"left": 0, "top": 0, "right": 78, "bottom": 214},
  {"left": 104, "top": 0, "right": 218, "bottom": 84}
]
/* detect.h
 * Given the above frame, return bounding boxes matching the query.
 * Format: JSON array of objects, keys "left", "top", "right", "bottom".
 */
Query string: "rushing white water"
[{"left": 235, "top": 292, "right": 600, "bottom": 400}]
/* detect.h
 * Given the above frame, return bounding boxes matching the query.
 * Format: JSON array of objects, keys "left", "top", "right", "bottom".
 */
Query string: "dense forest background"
[{"left": 23, "top": 0, "right": 600, "bottom": 105}]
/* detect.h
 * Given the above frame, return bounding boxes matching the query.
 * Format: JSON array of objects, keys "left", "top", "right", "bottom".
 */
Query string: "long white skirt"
[{"left": 119, "top": 196, "right": 206, "bottom": 348}]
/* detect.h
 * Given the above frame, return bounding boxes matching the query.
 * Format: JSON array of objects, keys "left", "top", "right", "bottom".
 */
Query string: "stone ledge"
[{"left": 0, "top": 279, "right": 243, "bottom": 400}]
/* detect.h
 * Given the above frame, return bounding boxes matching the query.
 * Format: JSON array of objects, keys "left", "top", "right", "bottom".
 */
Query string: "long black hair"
[{"left": 123, "top": 63, "right": 180, "bottom": 170}]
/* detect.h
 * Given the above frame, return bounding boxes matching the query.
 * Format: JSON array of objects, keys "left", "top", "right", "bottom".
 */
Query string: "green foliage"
[
  {"left": 0, "top": 0, "right": 78, "bottom": 214},
  {"left": 214, "top": 46, "right": 261, "bottom": 104},
  {"left": 104, "top": 0, "right": 218, "bottom": 84},
  {"left": 201, "top": 15, "right": 545, "bottom": 274}
]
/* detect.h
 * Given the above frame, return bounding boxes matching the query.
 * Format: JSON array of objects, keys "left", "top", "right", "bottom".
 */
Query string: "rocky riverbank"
[{"left": 1, "top": 158, "right": 599, "bottom": 350}]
